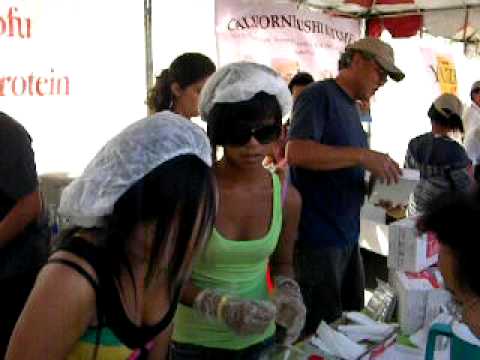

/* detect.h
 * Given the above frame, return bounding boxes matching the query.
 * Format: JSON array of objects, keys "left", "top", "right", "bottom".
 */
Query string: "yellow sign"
[{"left": 436, "top": 56, "right": 457, "bottom": 95}]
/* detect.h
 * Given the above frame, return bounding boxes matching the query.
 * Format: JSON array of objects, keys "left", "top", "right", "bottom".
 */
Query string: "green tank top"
[{"left": 173, "top": 172, "right": 282, "bottom": 350}]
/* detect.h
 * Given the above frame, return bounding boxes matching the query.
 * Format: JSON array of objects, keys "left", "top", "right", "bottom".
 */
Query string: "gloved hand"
[
  {"left": 272, "top": 276, "right": 306, "bottom": 345},
  {"left": 194, "top": 288, "right": 277, "bottom": 336}
]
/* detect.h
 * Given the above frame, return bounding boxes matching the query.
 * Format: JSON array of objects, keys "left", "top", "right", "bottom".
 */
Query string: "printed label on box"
[{"left": 405, "top": 270, "right": 441, "bottom": 289}]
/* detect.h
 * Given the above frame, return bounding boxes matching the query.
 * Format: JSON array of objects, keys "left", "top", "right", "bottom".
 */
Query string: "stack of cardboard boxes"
[
  {"left": 360, "top": 169, "right": 449, "bottom": 336},
  {"left": 387, "top": 217, "right": 445, "bottom": 335}
]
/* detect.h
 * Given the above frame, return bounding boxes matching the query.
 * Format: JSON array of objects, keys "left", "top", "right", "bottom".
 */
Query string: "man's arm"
[
  {"left": 0, "top": 190, "right": 42, "bottom": 248},
  {"left": 270, "top": 186, "right": 301, "bottom": 279},
  {"left": 286, "top": 139, "right": 401, "bottom": 185}
]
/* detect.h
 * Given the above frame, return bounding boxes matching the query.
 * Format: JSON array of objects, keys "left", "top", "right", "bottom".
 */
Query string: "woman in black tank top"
[{"left": 6, "top": 113, "right": 217, "bottom": 360}]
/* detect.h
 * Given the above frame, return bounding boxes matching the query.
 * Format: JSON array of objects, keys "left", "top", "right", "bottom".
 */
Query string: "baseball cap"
[
  {"left": 433, "top": 93, "right": 463, "bottom": 118},
  {"left": 347, "top": 37, "right": 405, "bottom": 82}
]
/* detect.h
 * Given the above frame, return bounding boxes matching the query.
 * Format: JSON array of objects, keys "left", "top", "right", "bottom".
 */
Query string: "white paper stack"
[
  {"left": 368, "top": 168, "right": 419, "bottom": 205},
  {"left": 338, "top": 312, "right": 397, "bottom": 343},
  {"left": 311, "top": 321, "right": 367, "bottom": 360}
]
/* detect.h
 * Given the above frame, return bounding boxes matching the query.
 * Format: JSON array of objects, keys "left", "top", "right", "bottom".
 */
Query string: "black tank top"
[{"left": 49, "top": 235, "right": 180, "bottom": 350}]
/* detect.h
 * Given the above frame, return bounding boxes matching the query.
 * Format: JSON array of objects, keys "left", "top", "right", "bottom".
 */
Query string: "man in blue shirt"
[
  {"left": 0, "top": 112, "right": 49, "bottom": 356},
  {"left": 287, "top": 38, "right": 404, "bottom": 334}
]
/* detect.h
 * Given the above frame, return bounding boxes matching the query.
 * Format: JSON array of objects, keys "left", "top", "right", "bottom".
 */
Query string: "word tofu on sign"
[
  {"left": 0, "top": 5, "right": 70, "bottom": 96},
  {"left": 0, "top": 6, "right": 31, "bottom": 38}
]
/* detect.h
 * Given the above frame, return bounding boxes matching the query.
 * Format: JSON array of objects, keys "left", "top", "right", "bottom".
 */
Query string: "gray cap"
[
  {"left": 347, "top": 37, "right": 405, "bottom": 82},
  {"left": 59, "top": 111, "right": 212, "bottom": 227},
  {"left": 433, "top": 93, "right": 463, "bottom": 118}
]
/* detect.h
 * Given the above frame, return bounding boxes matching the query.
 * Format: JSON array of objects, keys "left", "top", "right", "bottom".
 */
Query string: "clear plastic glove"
[
  {"left": 273, "top": 276, "right": 306, "bottom": 345},
  {"left": 194, "top": 289, "right": 277, "bottom": 336}
]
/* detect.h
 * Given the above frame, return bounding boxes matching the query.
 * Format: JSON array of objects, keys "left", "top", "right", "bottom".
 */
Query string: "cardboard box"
[
  {"left": 388, "top": 217, "right": 439, "bottom": 272},
  {"left": 394, "top": 269, "right": 443, "bottom": 335}
]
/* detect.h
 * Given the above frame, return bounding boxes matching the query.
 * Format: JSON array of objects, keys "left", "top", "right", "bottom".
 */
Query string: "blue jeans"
[{"left": 170, "top": 337, "right": 275, "bottom": 360}]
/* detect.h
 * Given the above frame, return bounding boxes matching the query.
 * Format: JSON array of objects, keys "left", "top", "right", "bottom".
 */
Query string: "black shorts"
[{"left": 295, "top": 242, "right": 365, "bottom": 336}]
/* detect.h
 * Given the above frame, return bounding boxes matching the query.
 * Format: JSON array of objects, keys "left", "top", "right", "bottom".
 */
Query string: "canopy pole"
[
  {"left": 463, "top": 7, "right": 470, "bottom": 55},
  {"left": 144, "top": 0, "right": 153, "bottom": 115}
]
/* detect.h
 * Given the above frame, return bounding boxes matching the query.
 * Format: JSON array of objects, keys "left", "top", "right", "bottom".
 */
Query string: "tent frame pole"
[{"left": 144, "top": 0, "right": 153, "bottom": 115}]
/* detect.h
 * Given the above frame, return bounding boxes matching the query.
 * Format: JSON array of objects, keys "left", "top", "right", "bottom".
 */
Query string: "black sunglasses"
[{"left": 220, "top": 123, "right": 281, "bottom": 146}]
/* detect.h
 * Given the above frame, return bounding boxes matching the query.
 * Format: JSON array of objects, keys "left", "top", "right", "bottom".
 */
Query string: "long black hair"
[
  {"left": 104, "top": 154, "right": 216, "bottom": 290},
  {"left": 147, "top": 53, "right": 216, "bottom": 113},
  {"left": 54, "top": 154, "right": 216, "bottom": 359},
  {"left": 56, "top": 154, "right": 216, "bottom": 291},
  {"left": 206, "top": 91, "right": 282, "bottom": 161}
]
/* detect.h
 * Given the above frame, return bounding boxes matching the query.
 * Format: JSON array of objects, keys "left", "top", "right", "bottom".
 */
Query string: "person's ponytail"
[{"left": 147, "top": 69, "right": 173, "bottom": 113}]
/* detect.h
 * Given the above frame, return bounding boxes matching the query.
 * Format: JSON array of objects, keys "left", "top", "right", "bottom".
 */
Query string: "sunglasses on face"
[{"left": 220, "top": 123, "right": 281, "bottom": 146}]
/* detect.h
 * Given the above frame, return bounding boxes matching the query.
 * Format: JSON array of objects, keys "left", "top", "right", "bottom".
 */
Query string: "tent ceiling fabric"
[
  {"left": 301, "top": 0, "right": 480, "bottom": 15},
  {"left": 297, "top": 0, "right": 480, "bottom": 41}
]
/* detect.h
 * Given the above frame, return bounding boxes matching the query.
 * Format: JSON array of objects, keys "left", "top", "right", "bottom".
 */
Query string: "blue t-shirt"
[{"left": 288, "top": 79, "right": 368, "bottom": 248}]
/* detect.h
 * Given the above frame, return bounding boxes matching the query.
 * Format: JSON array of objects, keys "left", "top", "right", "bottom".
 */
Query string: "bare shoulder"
[
  {"left": 23, "top": 252, "right": 99, "bottom": 328},
  {"left": 48, "top": 250, "right": 98, "bottom": 283},
  {"left": 38, "top": 253, "right": 97, "bottom": 303},
  {"left": 6, "top": 252, "right": 98, "bottom": 358}
]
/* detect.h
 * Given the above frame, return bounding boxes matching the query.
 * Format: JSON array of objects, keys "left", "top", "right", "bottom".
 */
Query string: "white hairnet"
[
  {"left": 199, "top": 62, "right": 292, "bottom": 121},
  {"left": 59, "top": 111, "right": 212, "bottom": 227}
]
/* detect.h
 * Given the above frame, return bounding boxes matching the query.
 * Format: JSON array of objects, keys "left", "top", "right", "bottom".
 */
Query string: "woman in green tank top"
[{"left": 171, "top": 62, "right": 306, "bottom": 359}]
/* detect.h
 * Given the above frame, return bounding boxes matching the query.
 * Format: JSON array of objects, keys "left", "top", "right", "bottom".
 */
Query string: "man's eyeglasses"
[{"left": 361, "top": 51, "right": 388, "bottom": 85}]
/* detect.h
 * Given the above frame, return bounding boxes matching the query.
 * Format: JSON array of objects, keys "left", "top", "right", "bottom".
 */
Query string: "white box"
[
  {"left": 360, "top": 203, "right": 390, "bottom": 255},
  {"left": 360, "top": 219, "right": 390, "bottom": 256},
  {"left": 368, "top": 169, "right": 419, "bottom": 205},
  {"left": 388, "top": 217, "right": 439, "bottom": 272},
  {"left": 394, "top": 269, "right": 443, "bottom": 335}
]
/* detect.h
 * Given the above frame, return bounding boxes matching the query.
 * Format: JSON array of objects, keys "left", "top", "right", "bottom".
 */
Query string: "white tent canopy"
[
  {"left": 293, "top": 0, "right": 480, "bottom": 43},
  {"left": 298, "top": 0, "right": 480, "bottom": 16}
]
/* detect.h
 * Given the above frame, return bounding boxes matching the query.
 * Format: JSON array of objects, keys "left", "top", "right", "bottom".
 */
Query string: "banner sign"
[
  {"left": 0, "top": 1, "right": 146, "bottom": 175},
  {"left": 420, "top": 47, "right": 457, "bottom": 96},
  {"left": 215, "top": 0, "right": 361, "bottom": 81},
  {"left": 436, "top": 55, "right": 457, "bottom": 95}
]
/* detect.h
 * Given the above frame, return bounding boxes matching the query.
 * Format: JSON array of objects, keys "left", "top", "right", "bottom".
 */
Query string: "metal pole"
[
  {"left": 463, "top": 7, "right": 470, "bottom": 55},
  {"left": 144, "top": 0, "right": 153, "bottom": 115}
]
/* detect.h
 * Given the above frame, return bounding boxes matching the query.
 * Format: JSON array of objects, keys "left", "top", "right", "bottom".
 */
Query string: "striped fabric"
[{"left": 67, "top": 327, "right": 153, "bottom": 360}]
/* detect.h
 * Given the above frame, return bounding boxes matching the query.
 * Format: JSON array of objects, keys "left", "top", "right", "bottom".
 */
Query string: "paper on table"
[
  {"left": 312, "top": 322, "right": 367, "bottom": 360},
  {"left": 344, "top": 312, "right": 380, "bottom": 327},
  {"left": 409, "top": 312, "right": 453, "bottom": 350},
  {"left": 338, "top": 324, "right": 394, "bottom": 338}
]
